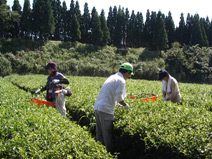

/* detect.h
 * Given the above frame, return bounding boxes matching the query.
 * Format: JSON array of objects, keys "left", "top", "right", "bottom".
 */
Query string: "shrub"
[{"left": 0, "top": 54, "right": 12, "bottom": 76}]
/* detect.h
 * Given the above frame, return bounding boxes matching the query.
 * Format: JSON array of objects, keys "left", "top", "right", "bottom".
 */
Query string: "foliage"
[
  {"left": 5, "top": 74, "right": 212, "bottom": 158},
  {"left": 1, "top": 1, "right": 212, "bottom": 48},
  {"left": 0, "top": 54, "right": 12, "bottom": 76},
  {"left": 32, "top": 0, "right": 55, "bottom": 39},
  {"left": 1, "top": 39, "right": 212, "bottom": 83},
  {"left": 0, "top": 4, "right": 12, "bottom": 37},
  {"left": 70, "top": 14, "right": 81, "bottom": 42},
  {"left": 165, "top": 43, "right": 212, "bottom": 83},
  {"left": 0, "top": 77, "right": 114, "bottom": 158}
]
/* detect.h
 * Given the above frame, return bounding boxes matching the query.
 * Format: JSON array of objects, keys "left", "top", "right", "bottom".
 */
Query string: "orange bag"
[
  {"left": 129, "top": 93, "right": 158, "bottom": 102},
  {"left": 30, "top": 99, "right": 56, "bottom": 108}
]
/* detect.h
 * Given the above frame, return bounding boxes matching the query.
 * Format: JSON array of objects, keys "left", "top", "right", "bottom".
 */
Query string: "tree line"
[{"left": 1, "top": 0, "right": 212, "bottom": 51}]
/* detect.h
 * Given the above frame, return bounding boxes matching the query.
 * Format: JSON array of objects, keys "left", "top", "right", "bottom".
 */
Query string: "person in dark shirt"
[{"left": 35, "top": 62, "right": 69, "bottom": 103}]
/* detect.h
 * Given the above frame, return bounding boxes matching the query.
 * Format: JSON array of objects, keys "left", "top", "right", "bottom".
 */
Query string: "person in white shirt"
[
  {"left": 54, "top": 84, "right": 72, "bottom": 117},
  {"left": 158, "top": 70, "right": 181, "bottom": 103},
  {"left": 94, "top": 63, "right": 134, "bottom": 152}
]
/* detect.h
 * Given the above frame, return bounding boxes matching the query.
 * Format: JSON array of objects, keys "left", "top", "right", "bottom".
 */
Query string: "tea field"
[{"left": 2, "top": 74, "right": 212, "bottom": 158}]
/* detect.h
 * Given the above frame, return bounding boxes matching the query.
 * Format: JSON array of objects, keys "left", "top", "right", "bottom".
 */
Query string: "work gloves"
[
  {"left": 35, "top": 89, "right": 41, "bottom": 94},
  {"left": 124, "top": 103, "right": 129, "bottom": 109},
  {"left": 118, "top": 103, "right": 129, "bottom": 109},
  {"left": 52, "top": 79, "right": 60, "bottom": 84}
]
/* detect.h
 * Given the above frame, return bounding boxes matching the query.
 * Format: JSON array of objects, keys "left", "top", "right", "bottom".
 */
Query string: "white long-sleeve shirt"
[{"left": 94, "top": 72, "right": 126, "bottom": 115}]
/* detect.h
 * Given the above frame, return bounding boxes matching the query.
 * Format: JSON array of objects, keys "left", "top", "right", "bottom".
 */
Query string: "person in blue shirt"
[{"left": 35, "top": 62, "right": 69, "bottom": 103}]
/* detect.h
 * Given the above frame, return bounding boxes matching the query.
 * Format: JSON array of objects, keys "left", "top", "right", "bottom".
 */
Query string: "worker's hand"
[
  {"left": 52, "top": 79, "right": 60, "bottom": 84},
  {"left": 55, "top": 90, "right": 61, "bottom": 96},
  {"left": 123, "top": 103, "right": 129, "bottom": 109},
  {"left": 61, "top": 89, "right": 68, "bottom": 94},
  {"left": 35, "top": 89, "right": 41, "bottom": 94}
]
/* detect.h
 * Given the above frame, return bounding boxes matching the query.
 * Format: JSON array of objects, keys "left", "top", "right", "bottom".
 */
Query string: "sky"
[{"left": 7, "top": 0, "right": 212, "bottom": 26}]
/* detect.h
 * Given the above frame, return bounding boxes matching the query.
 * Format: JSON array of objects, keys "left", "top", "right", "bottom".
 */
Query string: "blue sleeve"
[{"left": 56, "top": 73, "right": 65, "bottom": 80}]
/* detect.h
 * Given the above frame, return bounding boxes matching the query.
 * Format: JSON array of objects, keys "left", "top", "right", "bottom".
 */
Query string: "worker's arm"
[
  {"left": 165, "top": 82, "right": 176, "bottom": 101},
  {"left": 35, "top": 84, "right": 47, "bottom": 94},
  {"left": 52, "top": 78, "right": 70, "bottom": 84},
  {"left": 40, "top": 84, "right": 47, "bottom": 92},
  {"left": 60, "top": 78, "right": 69, "bottom": 84},
  {"left": 165, "top": 92, "right": 172, "bottom": 101}
]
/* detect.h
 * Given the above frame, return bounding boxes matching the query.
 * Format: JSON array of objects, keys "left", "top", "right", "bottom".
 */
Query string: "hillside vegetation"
[{"left": 0, "top": 38, "right": 212, "bottom": 83}]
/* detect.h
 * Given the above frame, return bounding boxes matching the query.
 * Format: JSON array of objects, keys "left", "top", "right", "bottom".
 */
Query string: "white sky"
[{"left": 7, "top": 0, "right": 212, "bottom": 26}]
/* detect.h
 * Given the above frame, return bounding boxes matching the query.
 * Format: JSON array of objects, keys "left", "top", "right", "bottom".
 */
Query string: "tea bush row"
[
  {"left": 5, "top": 75, "right": 212, "bottom": 158},
  {"left": 0, "top": 77, "right": 114, "bottom": 158}
]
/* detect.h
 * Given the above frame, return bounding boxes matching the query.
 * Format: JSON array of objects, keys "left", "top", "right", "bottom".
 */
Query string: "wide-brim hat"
[{"left": 46, "top": 62, "right": 58, "bottom": 72}]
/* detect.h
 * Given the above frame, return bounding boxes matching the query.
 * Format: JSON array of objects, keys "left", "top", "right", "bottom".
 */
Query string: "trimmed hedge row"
[
  {"left": 5, "top": 74, "right": 212, "bottom": 158},
  {"left": 0, "top": 77, "right": 114, "bottom": 158}
]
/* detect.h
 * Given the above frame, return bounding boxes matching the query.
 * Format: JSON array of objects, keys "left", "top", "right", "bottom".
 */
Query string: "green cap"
[{"left": 120, "top": 63, "right": 134, "bottom": 75}]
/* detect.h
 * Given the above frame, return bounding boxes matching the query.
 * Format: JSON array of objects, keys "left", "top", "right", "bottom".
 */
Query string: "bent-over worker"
[
  {"left": 94, "top": 62, "right": 134, "bottom": 152},
  {"left": 158, "top": 70, "right": 181, "bottom": 103},
  {"left": 35, "top": 62, "right": 69, "bottom": 103}
]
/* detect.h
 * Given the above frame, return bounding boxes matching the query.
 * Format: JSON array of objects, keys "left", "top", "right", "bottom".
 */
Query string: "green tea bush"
[
  {"left": 6, "top": 75, "right": 212, "bottom": 158},
  {"left": 0, "top": 77, "right": 114, "bottom": 158}
]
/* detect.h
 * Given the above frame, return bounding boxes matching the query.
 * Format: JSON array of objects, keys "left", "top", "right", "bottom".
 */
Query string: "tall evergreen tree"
[
  {"left": 81, "top": 2, "right": 91, "bottom": 43},
  {"left": 202, "top": 17, "right": 211, "bottom": 45},
  {"left": 74, "top": 1, "right": 82, "bottom": 41},
  {"left": 124, "top": 8, "right": 130, "bottom": 47},
  {"left": 69, "top": 0, "right": 75, "bottom": 16},
  {"left": 61, "top": 1, "right": 68, "bottom": 41},
  {"left": 200, "top": 18, "right": 209, "bottom": 46},
  {"left": 11, "top": 0, "right": 22, "bottom": 37},
  {"left": 107, "top": 6, "right": 118, "bottom": 45},
  {"left": 21, "top": 0, "right": 31, "bottom": 38},
  {"left": 143, "top": 10, "right": 156, "bottom": 48},
  {"left": 190, "top": 14, "right": 206, "bottom": 46},
  {"left": 153, "top": 11, "right": 168, "bottom": 55},
  {"left": 67, "top": 0, "right": 75, "bottom": 40},
  {"left": 90, "top": 6, "right": 96, "bottom": 30},
  {"left": 74, "top": 1, "right": 81, "bottom": 23},
  {"left": 209, "top": 21, "right": 212, "bottom": 46},
  {"left": 150, "top": 11, "right": 157, "bottom": 48},
  {"left": 12, "top": 0, "right": 21, "bottom": 13},
  {"left": 165, "top": 11, "right": 175, "bottom": 48},
  {"left": 91, "top": 7, "right": 103, "bottom": 45},
  {"left": 113, "top": 6, "right": 124, "bottom": 47},
  {"left": 185, "top": 13, "right": 193, "bottom": 45},
  {"left": 51, "top": 0, "right": 62, "bottom": 40},
  {"left": 202, "top": 17, "right": 210, "bottom": 37},
  {"left": 135, "top": 12, "right": 143, "bottom": 47},
  {"left": 32, "top": 0, "right": 55, "bottom": 40},
  {"left": 44, "top": 0, "right": 55, "bottom": 39},
  {"left": 107, "top": 6, "right": 113, "bottom": 44},
  {"left": 127, "top": 10, "right": 136, "bottom": 47},
  {"left": 70, "top": 13, "right": 81, "bottom": 42},
  {"left": 175, "top": 13, "right": 186, "bottom": 45},
  {"left": 0, "top": 0, "right": 7, "bottom": 5},
  {"left": 100, "top": 9, "right": 110, "bottom": 46},
  {"left": 0, "top": 3, "right": 11, "bottom": 37}
]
